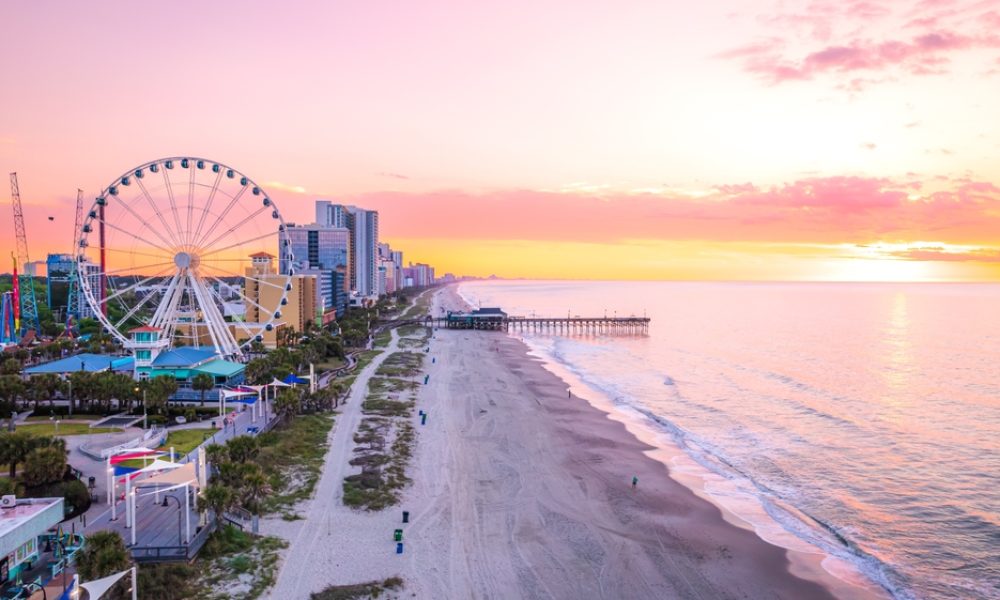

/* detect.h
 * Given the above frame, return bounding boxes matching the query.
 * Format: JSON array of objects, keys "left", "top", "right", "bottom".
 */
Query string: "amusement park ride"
[
  {"left": 2, "top": 157, "right": 295, "bottom": 365},
  {"left": 1, "top": 172, "right": 42, "bottom": 345}
]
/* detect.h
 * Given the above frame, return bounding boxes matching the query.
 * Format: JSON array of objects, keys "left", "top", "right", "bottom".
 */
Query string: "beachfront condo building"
[
  {"left": 245, "top": 253, "right": 318, "bottom": 337},
  {"left": 314, "top": 201, "right": 379, "bottom": 298}
]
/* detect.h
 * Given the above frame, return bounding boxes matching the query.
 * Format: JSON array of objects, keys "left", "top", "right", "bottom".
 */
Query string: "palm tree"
[
  {"left": 192, "top": 373, "right": 215, "bottom": 407},
  {"left": 240, "top": 464, "right": 270, "bottom": 514},
  {"left": 0, "top": 358, "right": 21, "bottom": 376},
  {"left": 274, "top": 388, "right": 301, "bottom": 417},
  {"left": 0, "top": 375, "right": 25, "bottom": 409},
  {"left": 74, "top": 530, "right": 132, "bottom": 581},
  {"left": 21, "top": 446, "right": 67, "bottom": 486},
  {"left": 225, "top": 436, "right": 259, "bottom": 464},
  {"left": 28, "top": 374, "right": 62, "bottom": 410},
  {"left": 0, "top": 431, "right": 35, "bottom": 477},
  {"left": 202, "top": 483, "right": 234, "bottom": 521},
  {"left": 68, "top": 371, "right": 94, "bottom": 413},
  {"left": 146, "top": 376, "right": 178, "bottom": 415}
]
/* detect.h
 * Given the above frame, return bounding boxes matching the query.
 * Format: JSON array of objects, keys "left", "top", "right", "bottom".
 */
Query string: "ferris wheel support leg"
[
  {"left": 149, "top": 273, "right": 183, "bottom": 330},
  {"left": 189, "top": 272, "right": 242, "bottom": 360}
]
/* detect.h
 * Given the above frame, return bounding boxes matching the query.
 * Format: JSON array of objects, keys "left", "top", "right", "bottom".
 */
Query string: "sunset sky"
[{"left": 1, "top": 0, "right": 999, "bottom": 281}]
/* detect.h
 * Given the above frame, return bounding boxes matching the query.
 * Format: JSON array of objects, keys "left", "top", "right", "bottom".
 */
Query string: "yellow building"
[{"left": 244, "top": 253, "right": 316, "bottom": 345}]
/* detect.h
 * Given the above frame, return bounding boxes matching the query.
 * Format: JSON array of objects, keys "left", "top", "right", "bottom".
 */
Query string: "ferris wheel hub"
[{"left": 174, "top": 251, "right": 199, "bottom": 270}]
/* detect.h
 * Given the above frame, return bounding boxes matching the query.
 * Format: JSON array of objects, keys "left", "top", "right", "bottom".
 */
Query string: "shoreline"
[
  {"left": 452, "top": 282, "right": 888, "bottom": 598},
  {"left": 263, "top": 285, "right": 886, "bottom": 598},
  {"left": 511, "top": 335, "right": 889, "bottom": 599},
  {"left": 397, "top": 285, "right": 880, "bottom": 598}
]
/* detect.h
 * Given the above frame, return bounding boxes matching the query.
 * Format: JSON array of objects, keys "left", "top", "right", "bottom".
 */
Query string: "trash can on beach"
[
  {"left": 394, "top": 529, "right": 403, "bottom": 542},
  {"left": 396, "top": 542, "right": 404, "bottom": 554},
  {"left": 402, "top": 510, "right": 410, "bottom": 523}
]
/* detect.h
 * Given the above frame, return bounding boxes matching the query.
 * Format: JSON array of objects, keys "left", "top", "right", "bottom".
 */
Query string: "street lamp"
[
  {"left": 161, "top": 494, "right": 183, "bottom": 545},
  {"left": 135, "top": 386, "right": 147, "bottom": 429}
]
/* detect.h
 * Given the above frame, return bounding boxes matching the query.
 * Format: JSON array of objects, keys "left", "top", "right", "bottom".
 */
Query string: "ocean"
[{"left": 456, "top": 280, "right": 1000, "bottom": 600}]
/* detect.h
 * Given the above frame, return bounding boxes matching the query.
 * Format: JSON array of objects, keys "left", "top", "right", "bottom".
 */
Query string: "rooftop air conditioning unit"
[{"left": 0, "top": 495, "right": 16, "bottom": 509}]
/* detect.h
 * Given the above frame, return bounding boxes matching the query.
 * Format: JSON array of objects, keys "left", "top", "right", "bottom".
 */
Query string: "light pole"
[
  {"left": 67, "top": 377, "right": 73, "bottom": 417},
  {"left": 161, "top": 494, "right": 184, "bottom": 545},
  {"left": 135, "top": 386, "right": 147, "bottom": 429}
]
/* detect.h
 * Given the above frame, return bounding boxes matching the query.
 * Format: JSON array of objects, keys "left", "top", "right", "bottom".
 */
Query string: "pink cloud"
[
  {"left": 338, "top": 175, "right": 1000, "bottom": 251},
  {"left": 734, "top": 30, "right": 996, "bottom": 83},
  {"left": 729, "top": 1, "right": 1000, "bottom": 85},
  {"left": 892, "top": 247, "right": 1000, "bottom": 262}
]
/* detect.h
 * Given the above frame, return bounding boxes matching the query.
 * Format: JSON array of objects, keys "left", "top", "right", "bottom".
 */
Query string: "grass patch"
[
  {"left": 138, "top": 563, "right": 202, "bottom": 600},
  {"left": 339, "top": 349, "right": 383, "bottom": 390},
  {"left": 400, "top": 291, "right": 431, "bottom": 320},
  {"left": 311, "top": 576, "right": 404, "bottom": 599},
  {"left": 343, "top": 419, "right": 414, "bottom": 511},
  {"left": 258, "top": 414, "right": 335, "bottom": 513},
  {"left": 15, "top": 423, "right": 117, "bottom": 436},
  {"left": 361, "top": 398, "right": 411, "bottom": 418},
  {"left": 375, "top": 352, "right": 423, "bottom": 378},
  {"left": 367, "top": 377, "right": 418, "bottom": 397},
  {"left": 397, "top": 337, "right": 426, "bottom": 349},
  {"left": 197, "top": 525, "right": 288, "bottom": 600},
  {"left": 316, "top": 356, "right": 346, "bottom": 371},
  {"left": 397, "top": 324, "right": 430, "bottom": 339},
  {"left": 373, "top": 329, "right": 392, "bottom": 348}
]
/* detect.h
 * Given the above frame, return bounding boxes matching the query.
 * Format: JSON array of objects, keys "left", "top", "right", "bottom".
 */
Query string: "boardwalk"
[{"left": 82, "top": 399, "right": 279, "bottom": 562}]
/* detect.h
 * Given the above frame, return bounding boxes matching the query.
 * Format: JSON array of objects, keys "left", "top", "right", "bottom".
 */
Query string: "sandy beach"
[{"left": 265, "top": 286, "right": 882, "bottom": 599}]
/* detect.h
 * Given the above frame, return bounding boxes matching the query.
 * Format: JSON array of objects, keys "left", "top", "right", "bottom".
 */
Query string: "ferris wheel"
[{"left": 76, "top": 157, "right": 295, "bottom": 361}]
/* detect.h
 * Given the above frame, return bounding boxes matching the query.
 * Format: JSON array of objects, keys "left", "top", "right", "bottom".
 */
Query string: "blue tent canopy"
[{"left": 283, "top": 374, "right": 310, "bottom": 385}]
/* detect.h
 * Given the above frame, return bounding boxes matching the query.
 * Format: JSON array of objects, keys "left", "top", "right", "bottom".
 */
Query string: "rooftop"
[
  {"left": 193, "top": 359, "right": 245, "bottom": 378},
  {"left": 0, "top": 498, "right": 63, "bottom": 557},
  {"left": 151, "top": 346, "right": 218, "bottom": 368},
  {"left": 24, "top": 353, "right": 134, "bottom": 375}
]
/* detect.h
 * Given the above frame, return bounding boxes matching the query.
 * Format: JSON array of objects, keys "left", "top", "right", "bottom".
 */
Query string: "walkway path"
[{"left": 264, "top": 327, "right": 402, "bottom": 599}]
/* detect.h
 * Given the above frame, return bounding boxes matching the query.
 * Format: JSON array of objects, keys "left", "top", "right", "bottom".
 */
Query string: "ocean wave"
[{"left": 520, "top": 334, "right": 905, "bottom": 599}]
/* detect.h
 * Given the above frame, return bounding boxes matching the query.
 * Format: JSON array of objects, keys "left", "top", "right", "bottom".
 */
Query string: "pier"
[{"left": 421, "top": 308, "right": 650, "bottom": 335}]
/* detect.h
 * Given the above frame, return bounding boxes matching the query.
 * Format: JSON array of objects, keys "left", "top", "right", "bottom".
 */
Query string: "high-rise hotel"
[{"left": 315, "top": 201, "right": 379, "bottom": 299}]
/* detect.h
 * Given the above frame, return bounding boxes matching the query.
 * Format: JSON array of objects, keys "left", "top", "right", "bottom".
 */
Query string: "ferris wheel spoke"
[
  {"left": 205, "top": 281, "right": 256, "bottom": 341},
  {"left": 199, "top": 205, "right": 269, "bottom": 254},
  {"left": 136, "top": 176, "right": 184, "bottom": 249},
  {"left": 94, "top": 213, "right": 175, "bottom": 256},
  {"left": 154, "top": 168, "right": 184, "bottom": 248},
  {"left": 108, "top": 192, "right": 180, "bottom": 252},
  {"left": 204, "top": 274, "right": 276, "bottom": 318},
  {"left": 114, "top": 286, "right": 164, "bottom": 330},
  {"left": 186, "top": 167, "right": 197, "bottom": 248},
  {"left": 198, "top": 231, "right": 279, "bottom": 260},
  {"left": 200, "top": 262, "right": 286, "bottom": 290},
  {"left": 194, "top": 184, "right": 248, "bottom": 250},
  {"left": 96, "top": 261, "right": 176, "bottom": 279},
  {"left": 192, "top": 170, "right": 223, "bottom": 250},
  {"left": 102, "top": 246, "right": 174, "bottom": 262},
  {"left": 102, "top": 266, "right": 173, "bottom": 304},
  {"left": 149, "top": 273, "right": 186, "bottom": 335}
]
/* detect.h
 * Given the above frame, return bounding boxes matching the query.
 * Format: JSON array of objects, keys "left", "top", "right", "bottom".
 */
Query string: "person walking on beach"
[{"left": 632, "top": 475, "right": 638, "bottom": 489}]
